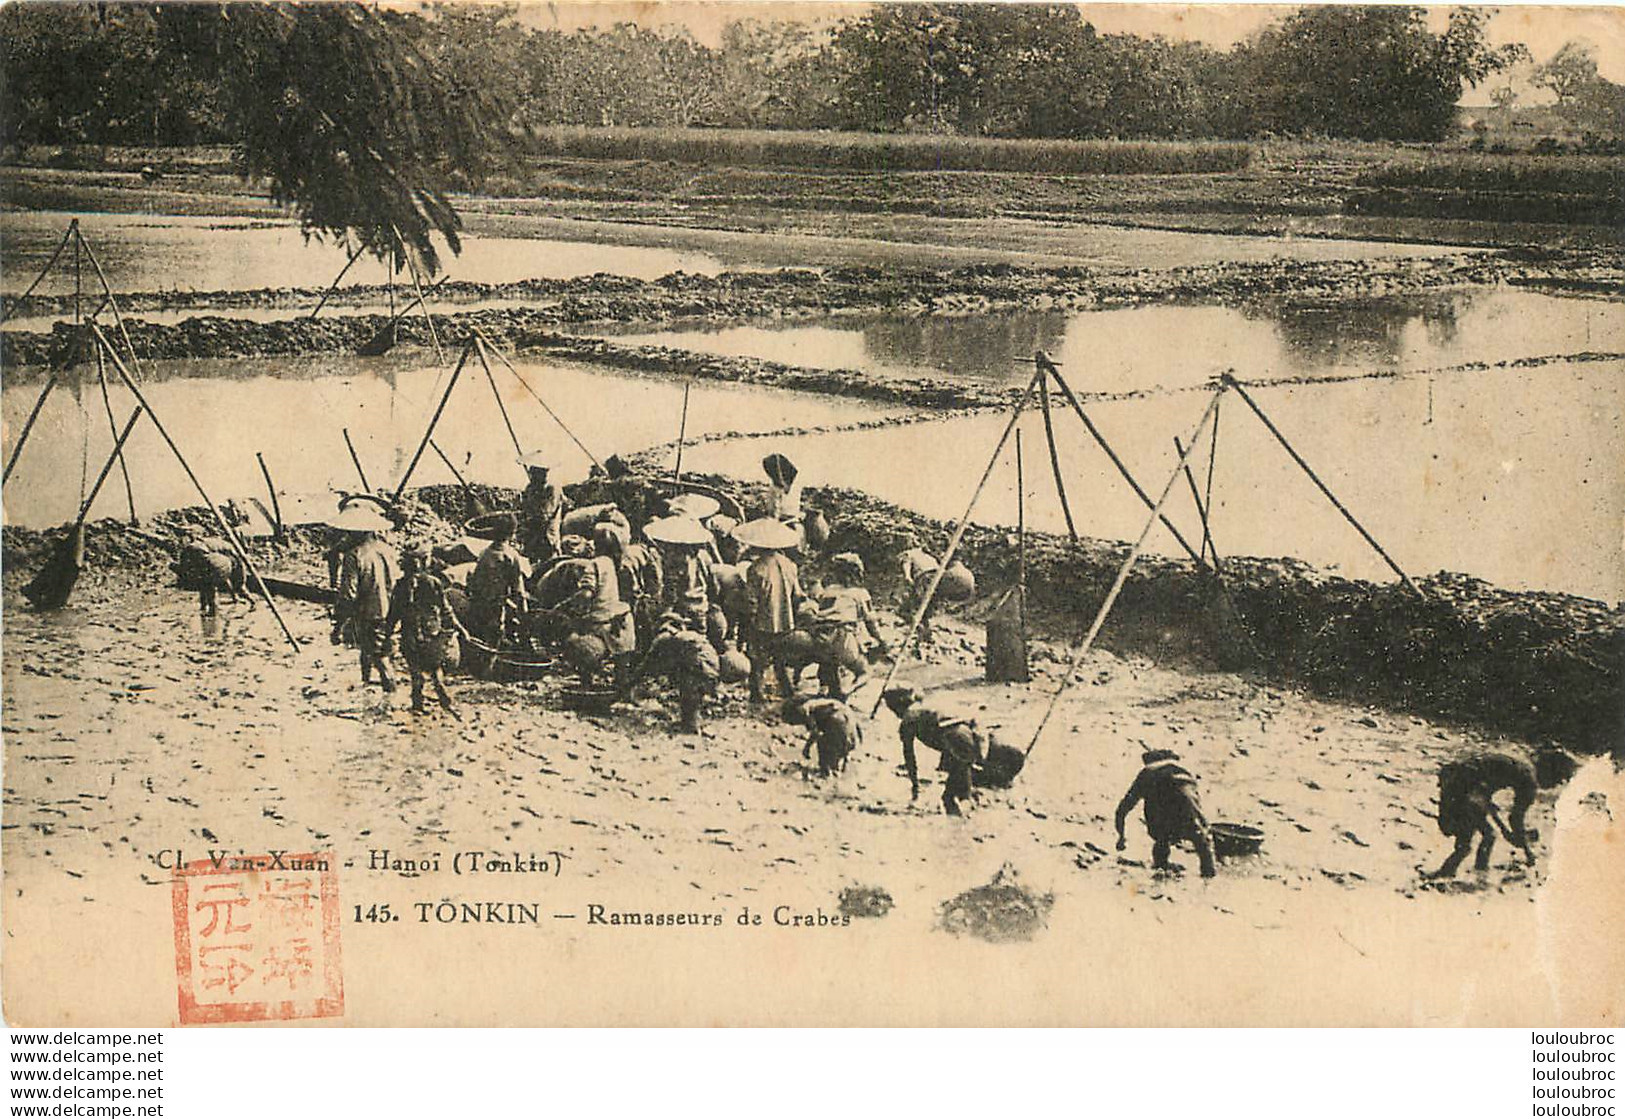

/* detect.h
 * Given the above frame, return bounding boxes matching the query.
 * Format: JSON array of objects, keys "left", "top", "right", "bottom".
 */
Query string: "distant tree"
[
  {"left": 1249, "top": 6, "right": 1526, "bottom": 141},
  {"left": 0, "top": 4, "right": 225, "bottom": 148},
  {"left": 1489, "top": 85, "right": 1519, "bottom": 111},
  {"left": 1534, "top": 40, "right": 1601, "bottom": 106},
  {"left": 164, "top": 3, "right": 521, "bottom": 274},
  {"left": 716, "top": 20, "right": 841, "bottom": 129}
]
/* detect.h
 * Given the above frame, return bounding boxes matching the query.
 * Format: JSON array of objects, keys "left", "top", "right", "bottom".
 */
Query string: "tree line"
[{"left": 2, "top": 3, "right": 1542, "bottom": 150}]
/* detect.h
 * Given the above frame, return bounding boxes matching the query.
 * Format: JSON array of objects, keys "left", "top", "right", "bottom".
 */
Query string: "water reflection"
[{"left": 607, "top": 289, "right": 1625, "bottom": 394}]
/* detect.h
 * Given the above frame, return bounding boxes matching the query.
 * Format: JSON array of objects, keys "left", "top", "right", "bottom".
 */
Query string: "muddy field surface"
[{"left": 4, "top": 504, "right": 1611, "bottom": 1023}]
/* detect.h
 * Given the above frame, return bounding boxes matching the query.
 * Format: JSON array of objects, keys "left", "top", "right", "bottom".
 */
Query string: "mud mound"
[
  {"left": 838, "top": 885, "right": 894, "bottom": 919},
  {"left": 939, "top": 864, "right": 1053, "bottom": 943}
]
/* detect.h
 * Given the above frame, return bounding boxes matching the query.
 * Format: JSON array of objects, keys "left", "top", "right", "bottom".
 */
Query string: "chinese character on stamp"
[{"left": 170, "top": 854, "right": 343, "bottom": 1024}]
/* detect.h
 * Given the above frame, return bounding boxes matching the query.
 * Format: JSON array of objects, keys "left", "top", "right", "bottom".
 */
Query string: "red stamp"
[{"left": 171, "top": 853, "right": 343, "bottom": 1024}]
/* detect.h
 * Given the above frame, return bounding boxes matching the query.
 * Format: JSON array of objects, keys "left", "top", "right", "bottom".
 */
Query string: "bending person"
[{"left": 1115, "top": 748, "right": 1217, "bottom": 878}]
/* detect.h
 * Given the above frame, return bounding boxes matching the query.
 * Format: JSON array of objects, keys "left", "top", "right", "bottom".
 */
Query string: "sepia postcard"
[{"left": 1, "top": 1, "right": 1621, "bottom": 1027}]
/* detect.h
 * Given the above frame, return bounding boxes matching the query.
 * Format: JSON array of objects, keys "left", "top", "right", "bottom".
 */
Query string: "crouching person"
[
  {"left": 628, "top": 612, "right": 720, "bottom": 735},
  {"left": 1115, "top": 748, "right": 1217, "bottom": 878},
  {"left": 881, "top": 685, "right": 982, "bottom": 816},
  {"left": 174, "top": 534, "right": 246, "bottom": 616},
  {"left": 783, "top": 695, "right": 862, "bottom": 777}
]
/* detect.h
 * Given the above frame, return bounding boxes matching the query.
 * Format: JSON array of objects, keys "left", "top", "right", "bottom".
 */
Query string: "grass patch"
[
  {"left": 531, "top": 126, "right": 1253, "bottom": 176},
  {"left": 1346, "top": 153, "right": 1624, "bottom": 226},
  {"left": 1354, "top": 153, "right": 1625, "bottom": 196}
]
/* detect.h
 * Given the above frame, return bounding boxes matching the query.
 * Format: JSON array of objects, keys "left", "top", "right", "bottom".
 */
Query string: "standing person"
[
  {"left": 783, "top": 694, "right": 863, "bottom": 778},
  {"left": 381, "top": 543, "right": 469, "bottom": 716},
  {"left": 808, "top": 552, "right": 887, "bottom": 700},
  {"left": 616, "top": 523, "right": 665, "bottom": 651},
  {"left": 1427, "top": 748, "right": 1577, "bottom": 878},
  {"left": 628, "top": 611, "right": 721, "bottom": 735},
  {"left": 645, "top": 515, "right": 717, "bottom": 633},
  {"left": 736, "top": 518, "right": 804, "bottom": 703},
  {"left": 1115, "top": 748, "right": 1217, "bottom": 878},
  {"left": 881, "top": 685, "right": 983, "bottom": 816},
  {"left": 762, "top": 453, "right": 802, "bottom": 536},
  {"left": 330, "top": 504, "right": 399, "bottom": 692},
  {"left": 467, "top": 512, "right": 528, "bottom": 651},
  {"left": 517, "top": 452, "right": 567, "bottom": 565}
]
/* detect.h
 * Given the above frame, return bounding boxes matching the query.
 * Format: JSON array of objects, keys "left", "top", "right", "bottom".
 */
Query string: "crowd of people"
[{"left": 173, "top": 451, "right": 1584, "bottom": 881}]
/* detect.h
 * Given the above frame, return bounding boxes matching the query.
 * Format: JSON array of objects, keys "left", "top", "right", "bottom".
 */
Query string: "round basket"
[
  {"left": 560, "top": 685, "right": 621, "bottom": 715},
  {"left": 1209, "top": 822, "right": 1265, "bottom": 859},
  {"left": 462, "top": 509, "right": 521, "bottom": 541}
]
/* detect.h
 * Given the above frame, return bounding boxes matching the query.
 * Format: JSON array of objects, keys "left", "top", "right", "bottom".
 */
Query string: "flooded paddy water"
[
  {"left": 3, "top": 211, "right": 1620, "bottom": 600},
  {"left": 683, "top": 357, "right": 1624, "bottom": 601},
  {"left": 600, "top": 287, "right": 1625, "bottom": 393},
  {"left": 0, "top": 350, "right": 905, "bottom": 529},
  {"left": 3, "top": 206, "right": 1478, "bottom": 302}
]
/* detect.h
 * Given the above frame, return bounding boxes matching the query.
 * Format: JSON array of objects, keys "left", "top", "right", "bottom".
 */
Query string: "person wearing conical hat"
[
  {"left": 1115, "top": 747, "right": 1217, "bottom": 878},
  {"left": 647, "top": 515, "right": 718, "bottom": 637},
  {"left": 738, "top": 518, "right": 805, "bottom": 704},
  {"left": 329, "top": 503, "right": 400, "bottom": 693},
  {"left": 517, "top": 451, "right": 567, "bottom": 564},
  {"left": 467, "top": 512, "right": 528, "bottom": 657}
]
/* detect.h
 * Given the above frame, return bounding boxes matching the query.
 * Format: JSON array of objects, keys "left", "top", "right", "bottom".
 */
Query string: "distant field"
[
  {"left": 530, "top": 126, "right": 1255, "bottom": 175},
  {"left": 1347, "top": 152, "right": 1625, "bottom": 225}
]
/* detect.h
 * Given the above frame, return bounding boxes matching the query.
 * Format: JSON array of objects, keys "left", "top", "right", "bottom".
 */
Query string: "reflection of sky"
[{"left": 608, "top": 290, "right": 1625, "bottom": 394}]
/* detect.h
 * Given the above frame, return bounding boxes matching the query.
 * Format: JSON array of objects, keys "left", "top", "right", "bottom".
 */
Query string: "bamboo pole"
[
  {"left": 77, "top": 234, "right": 146, "bottom": 381},
  {"left": 1025, "top": 388, "right": 1225, "bottom": 759},
  {"left": 1173, "top": 434, "right": 1217, "bottom": 571},
  {"left": 256, "top": 452, "right": 284, "bottom": 541},
  {"left": 1224, "top": 375, "right": 1422, "bottom": 597},
  {"left": 1036, "top": 372, "right": 1077, "bottom": 542},
  {"left": 402, "top": 250, "right": 445, "bottom": 364},
  {"left": 475, "top": 332, "right": 604, "bottom": 472},
  {"left": 94, "top": 342, "right": 138, "bottom": 523},
  {"left": 0, "top": 220, "right": 75, "bottom": 322},
  {"left": 673, "top": 382, "right": 691, "bottom": 482},
  {"left": 1016, "top": 429, "right": 1026, "bottom": 595},
  {"left": 3, "top": 373, "right": 58, "bottom": 486},
  {"left": 429, "top": 439, "right": 485, "bottom": 513},
  {"left": 93, "top": 325, "right": 301, "bottom": 653},
  {"left": 75, "top": 408, "right": 143, "bottom": 527},
  {"left": 472, "top": 335, "right": 523, "bottom": 457},
  {"left": 343, "top": 427, "right": 372, "bottom": 493},
  {"left": 308, "top": 242, "right": 367, "bottom": 321},
  {"left": 392, "top": 342, "right": 471, "bottom": 502},
  {"left": 1039, "top": 355, "right": 1208, "bottom": 568},
  {"left": 1201, "top": 392, "right": 1222, "bottom": 566},
  {"left": 869, "top": 366, "right": 1044, "bottom": 716}
]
